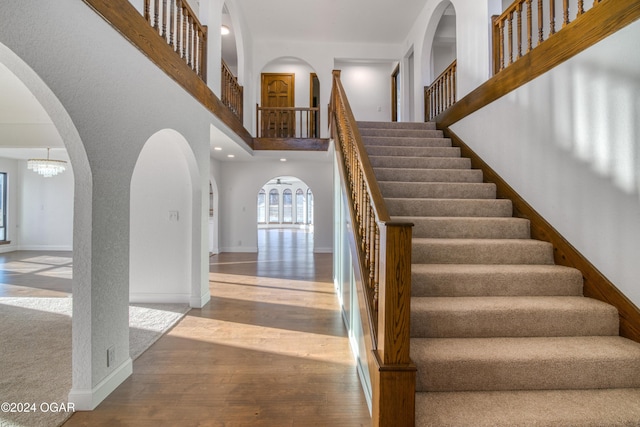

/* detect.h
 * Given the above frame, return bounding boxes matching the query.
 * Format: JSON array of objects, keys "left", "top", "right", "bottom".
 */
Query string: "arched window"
[
  {"left": 306, "top": 188, "right": 314, "bottom": 225},
  {"left": 257, "top": 189, "right": 266, "bottom": 223},
  {"left": 269, "top": 189, "right": 280, "bottom": 223},
  {"left": 295, "top": 189, "right": 305, "bottom": 224},
  {"left": 282, "top": 189, "right": 293, "bottom": 223}
]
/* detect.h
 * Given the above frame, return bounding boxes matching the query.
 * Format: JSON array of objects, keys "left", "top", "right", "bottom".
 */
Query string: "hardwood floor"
[
  {"left": 64, "top": 229, "right": 372, "bottom": 426},
  {"left": 0, "top": 250, "right": 72, "bottom": 297}
]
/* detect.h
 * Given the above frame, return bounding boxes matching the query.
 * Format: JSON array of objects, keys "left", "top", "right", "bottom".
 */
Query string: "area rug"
[{"left": 0, "top": 297, "right": 190, "bottom": 427}]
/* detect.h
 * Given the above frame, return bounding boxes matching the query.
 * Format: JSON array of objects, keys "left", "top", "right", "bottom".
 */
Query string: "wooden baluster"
[
  {"left": 452, "top": 62, "right": 456, "bottom": 103},
  {"left": 538, "top": 0, "right": 544, "bottom": 43},
  {"left": 181, "top": 5, "right": 187, "bottom": 59},
  {"left": 508, "top": 11, "right": 514, "bottom": 64},
  {"left": 176, "top": 1, "right": 182, "bottom": 56},
  {"left": 162, "top": 0, "right": 167, "bottom": 39},
  {"left": 499, "top": 19, "right": 505, "bottom": 71},
  {"left": 373, "top": 223, "right": 380, "bottom": 311},
  {"left": 549, "top": 0, "right": 556, "bottom": 35},
  {"left": 577, "top": 0, "right": 584, "bottom": 15},
  {"left": 517, "top": 3, "right": 523, "bottom": 59},
  {"left": 369, "top": 209, "right": 376, "bottom": 299},
  {"left": 563, "top": 0, "right": 569, "bottom": 27},
  {"left": 144, "top": 0, "right": 151, "bottom": 23},
  {"left": 153, "top": 0, "right": 160, "bottom": 31},
  {"left": 169, "top": 0, "right": 175, "bottom": 48},
  {"left": 527, "top": 0, "right": 533, "bottom": 52}
]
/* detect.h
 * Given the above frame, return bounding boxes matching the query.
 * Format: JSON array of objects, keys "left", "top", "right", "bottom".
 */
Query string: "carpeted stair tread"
[
  {"left": 373, "top": 167, "right": 483, "bottom": 183},
  {"left": 362, "top": 136, "right": 451, "bottom": 147},
  {"left": 415, "top": 388, "right": 640, "bottom": 427},
  {"left": 411, "top": 264, "right": 584, "bottom": 297},
  {"left": 410, "top": 296, "right": 619, "bottom": 338},
  {"left": 369, "top": 155, "right": 470, "bottom": 169},
  {"left": 365, "top": 145, "right": 461, "bottom": 158},
  {"left": 412, "top": 336, "right": 640, "bottom": 392},
  {"left": 393, "top": 216, "right": 528, "bottom": 238},
  {"left": 381, "top": 182, "right": 497, "bottom": 200},
  {"left": 357, "top": 120, "right": 436, "bottom": 130},
  {"left": 412, "top": 238, "right": 555, "bottom": 265},
  {"left": 387, "top": 198, "right": 513, "bottom": 217},
  {"left": 359, "top": 128, "right": 444, "bottom": 138}
]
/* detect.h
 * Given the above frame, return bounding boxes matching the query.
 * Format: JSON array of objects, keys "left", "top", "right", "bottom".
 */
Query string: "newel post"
[{"left": 373, "top": 222, "right": 415, "bottom": 427}]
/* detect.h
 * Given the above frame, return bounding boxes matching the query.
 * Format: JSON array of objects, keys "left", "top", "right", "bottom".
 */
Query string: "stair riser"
[
  {"left": 387, "top": 199, "right": 513, "bottom": 217},
  {"left": 374, "top": 168, "right": 483, "bottom": 183},
  {"left": 365, "top": 146, "right": 461, "bottom": 158},
  {"left": 410, "top": 305, "right": 619, "bottom": 338},
  {"left": 381, "top": 183, "right": 497, "bottom": 200},
  {"left": 412, "top": 241, "right": 555, "bottom": 265},
  {"left": 411, "top": 269, "right": 584, "bottom": 297},
  {"left": 407, "top": 217, "right": 530, "bottom": 239},
  {"left": 358, "top": 121, "right": 437, "bottom": 130},
  {"left": 360, "top": 128, "right": 443, "bottom": 138},
  {"left": 370, "top": 156, "right": 470, "bottom": 169},
  {"left": 416, "top": 358, "right": 640, "bottom": 392},
  {"left": 362, "top": 136, "right": 451, "bottom": 147}
]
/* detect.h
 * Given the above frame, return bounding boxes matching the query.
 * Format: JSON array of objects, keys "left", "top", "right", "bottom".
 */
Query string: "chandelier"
[{"left": 27, "top": 148, "right": 67, "bottom": 177}]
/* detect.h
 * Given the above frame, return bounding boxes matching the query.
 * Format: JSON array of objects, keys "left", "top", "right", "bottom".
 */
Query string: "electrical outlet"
[
  {"left": 107, "top": 346, "right": 115, "bottom": 367},
  {"left": 168, "top": 211, "right": 179, "bottom": 221}
]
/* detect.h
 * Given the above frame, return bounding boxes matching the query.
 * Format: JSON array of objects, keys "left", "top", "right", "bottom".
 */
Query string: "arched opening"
[
  {"left": 130, "top": 129, "right": 198, "bottom": 304},
  {"left": 258, "top": 57, "right": 319, "bottom": 138},
  {"left": 0, "top": 42, "right": 92, "bottom": 416},
  {"left": 256, "top": 175, "right": 314, "bottom": 259},
  {"left": 421, "top": 1, "right": 457, "bottom": 86}
]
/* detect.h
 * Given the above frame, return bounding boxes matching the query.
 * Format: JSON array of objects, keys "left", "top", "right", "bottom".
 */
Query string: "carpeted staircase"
[{"left": 357, "top": 120, "right": 640, "bottom": 426}]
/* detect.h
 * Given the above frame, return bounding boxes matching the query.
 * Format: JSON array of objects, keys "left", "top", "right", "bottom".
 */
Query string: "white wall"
[
  {"left": 451, "top": 20, "right": 640, "bottom": 308},
  {"left": 335, "top": 61, "right": 396, "bottom": 122},
  {"left": 0, "top": 157, "right": 19, "bottom": 252},
  {"left": 130, "top": 131, "right": 193, "bottom": 303},
  {"left": 219, "top": 154, "right": 333, "bottom": 253},
  {"left": 18, "top": 157, "right": 74, "bottom": 250}
]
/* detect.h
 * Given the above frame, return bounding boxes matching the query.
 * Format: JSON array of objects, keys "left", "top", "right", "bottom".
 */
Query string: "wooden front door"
[{"left": 261, "top": 73, "right": 295, "bottom": 137}]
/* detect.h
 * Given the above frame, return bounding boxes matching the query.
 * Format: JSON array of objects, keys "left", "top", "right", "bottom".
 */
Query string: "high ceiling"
[{"left": 234, "top": 0, "right": 429, "bottom": 44}]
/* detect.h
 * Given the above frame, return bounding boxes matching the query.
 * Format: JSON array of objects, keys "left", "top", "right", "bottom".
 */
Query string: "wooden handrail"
[
  {"left": 221, "top": 60, "right": 243, "bottom": 121},
  {"left": 331, "top": 70, "right": 415, "bottom": 426},
  {"left": 256, "top": 105, "right": 321, "bottom": 138},
  {"left": 144, "top": 0, "right": 207, "bottom": 81},
  {"left": 424, "top": 59, "right": 457, "bottom": 122},
  {"left": 493, "top": 0, "right": 604, "bottom": 74}
]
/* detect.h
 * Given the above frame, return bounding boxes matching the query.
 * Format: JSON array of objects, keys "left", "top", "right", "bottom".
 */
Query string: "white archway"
[{"left": 130, "top": 129, "right": 201, "bottom": 304}]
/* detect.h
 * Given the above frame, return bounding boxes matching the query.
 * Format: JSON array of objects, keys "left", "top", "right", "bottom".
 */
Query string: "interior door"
[{"left": 261, "top": 73, "right": 295, "bottom": 137}]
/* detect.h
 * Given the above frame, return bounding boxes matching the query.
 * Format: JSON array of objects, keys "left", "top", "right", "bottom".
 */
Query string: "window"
[
  {"left": 269, "top": 189, "right": 279, "bottom": 223},
  {"left": 257, "top": 189, "right": 266, "bottom": 223},
  {"left": 0, "top": 173, "right": 6, "bottom": 241},
  {"left": 296, "top": 189, "right": 305, "bottom": 224},
  {"left": 306, "top": 188, "right": 314, "bottom": 225},
  {"left": 282, "top": 189, "right": 292, "bottom": 223}
]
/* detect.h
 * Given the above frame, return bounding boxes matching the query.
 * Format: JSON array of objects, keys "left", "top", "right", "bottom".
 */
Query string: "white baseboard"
[
  {"left": 314, "top": 247, "right": 333, "bottom": 253},
  {"left": 129, "top": 293, "right": 190, "bottom": 304},
  {"left": 190, "top": 291, "right": 210, "bottom": 308},
  {"left": 68, "top": 357, "right": 132, "bottom": 410},
  {"left": 18, "top": 245, "right": 73, "bottom": 251},
  {"left": 221, "top": 246, "right": 258, "bottom": 253}
]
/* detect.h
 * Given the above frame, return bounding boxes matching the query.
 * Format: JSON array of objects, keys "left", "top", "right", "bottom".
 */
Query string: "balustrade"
[
  {"left": 424, "top": 59, "right": 457, "bottom": 122},
  {"left": 256, "top": 106, "right": 320, "bottom": 139},
  {"left": 221, "top": 60, "right": 243, "bottom": 121},
  {"left": 144, "top": 0, "right": 207, "bottom": 81},
  {"left": 493, "top": 0, "right": 603, "bottom": 74},
  {"left": 331, "top": 70, "right": 414, "bottom": 426}
]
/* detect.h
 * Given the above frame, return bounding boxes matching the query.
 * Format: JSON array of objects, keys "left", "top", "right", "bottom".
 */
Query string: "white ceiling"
[{"left": 235, "top": 0, "right": 429, "bottom": 44}]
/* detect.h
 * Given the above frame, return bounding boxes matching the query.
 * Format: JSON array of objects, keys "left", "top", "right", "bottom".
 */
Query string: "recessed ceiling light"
[
  {"left": 221, "top": 25, "right": 230, "bottom": 35},
  {"left": 214, "top": 147, "right": 222, "bottom": 151},
  {"left": 280, "top": 158, "right": 287, "bottom": 162},
  {"left": 227, "top": 154, "right": 235, "bottom": 158}
]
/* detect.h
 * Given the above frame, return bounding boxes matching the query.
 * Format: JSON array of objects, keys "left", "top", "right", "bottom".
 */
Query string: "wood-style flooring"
[{"left": 63, "top": 229, "right": 372, "bottom": 426}]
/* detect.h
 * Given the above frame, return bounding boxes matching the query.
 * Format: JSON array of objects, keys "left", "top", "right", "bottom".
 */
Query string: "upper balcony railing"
[
  {"left": 424, "top": 59, "right": 456, "bottom": 122},
  {"left": 221, "top": 60, "right": 243, "bottom": 122},
  {"left": 144, "top": 0, "right": 207, "bottom": 81},
  {"left": 256, "top": 106, "right": 320, "bottom": 139},
  {"left": 492, "top": 0, "right": 602, "bottom": 74}
]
